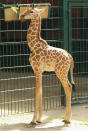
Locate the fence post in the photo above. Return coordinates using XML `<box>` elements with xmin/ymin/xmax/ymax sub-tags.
<box><xmin>0</xmin><ymin>20</ymin><xmax>1</xmax><ymax>42</ymax></box>
<box><xmin>61</xmin><ymin>0</ymin><xmax>69</xmax><ymax>106</ymax></box>
<box><xmin>0</xmin><ymin>4</ymin><xmax>2</xmax><ymax>42</ymax></box>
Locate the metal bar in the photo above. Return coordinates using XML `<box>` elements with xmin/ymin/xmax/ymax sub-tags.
<box><xmin>68</xmin><ymin>4</ymin><xmax>72</xmax><ymax>53</ymax></box>
<box><xmin>61</xmin><ymin>0</ymin><xmax>69</xmax><ymax>106</ymax></box>
<box><xmin>0</xmin><ymin>17</ymin><xmax>1</xmax><ymax>42</ymax></box>
<box><xmin>63</xmin><ymin>0</ymin><xmax>69</xmax><ymax>51</ymax></box>
<box><xmin>68</xmin><ymin>0</ymin><xmax>88</xmax><ymax>2</ymax></box>
<box><xmin>69</xmin><ymin>1</ymin><xmax>88</xmax><ymax>104</ymax></box>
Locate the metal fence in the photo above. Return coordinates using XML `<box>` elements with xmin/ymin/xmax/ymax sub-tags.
<box><xmin>0</xmin><ymin>0</ymin><xmax>88</xmax><ymax>117</ymax></box>
<box><xmin>64</xmin><ymin>0</ymin><xmax>88</xmax><ymax>104</ymax></box>
<box><xmin>0</xmin><ymin>0</ymin><xmax>63</xmax><ymax>116</ymax></box>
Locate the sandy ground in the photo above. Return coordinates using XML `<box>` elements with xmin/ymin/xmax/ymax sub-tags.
<box><xmin>0</xmin><ymin>104</ymin><xmax>88</xmax><ymax>131</ymax></box>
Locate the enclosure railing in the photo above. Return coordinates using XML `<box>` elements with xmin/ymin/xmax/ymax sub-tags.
<box><xmin>0</xmin><ymin>0</ymin><xmax>64</xmax><ymax>116</ymax></box>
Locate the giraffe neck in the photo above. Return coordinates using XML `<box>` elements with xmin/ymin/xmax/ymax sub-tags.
<box><xmin>27</xmin><ymin>16</ymin><xmax>41</xmax><ymax>51</ymax></box>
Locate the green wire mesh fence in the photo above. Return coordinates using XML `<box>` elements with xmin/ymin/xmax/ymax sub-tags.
<box><xmin>0</xmin><ymin>0</ymin><xmax>88</xmax><ymax>117</ymax></box>
<box><xmin>0</xmin><ymin>0</ymin><xmax>63</xmax><ymax>116</ymax></box>
<box><xmin>70</xmin><ymin>4</ymin><xmax>88</xmax><ymax>104</ymax></box>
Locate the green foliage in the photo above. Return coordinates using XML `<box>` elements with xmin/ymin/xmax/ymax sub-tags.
<box><xmin>11</xmin><ymin>7</ymin><xmax>18</xmax><ymax>13</ymax></box>
<box><xmin>85</xmin><ymin>106</ymin><xmax>88</xmax><ymax>109</ymax></box>
<box><xmin>0</xmin><ymin>123</ymin><xmax>8</xmax><ymax>127</ymax></box>
<box><xmin>48</xmin><ymin>117</ymin><xmax>55</xmax><ymax>122</ymax></box>
<box><xmin>60</xmin><ymin>116</ymin><xmax>65</xmax><ymax>119</ymax></box>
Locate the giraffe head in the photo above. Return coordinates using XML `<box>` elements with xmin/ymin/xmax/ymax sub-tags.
<box><xmin>20</xmin><ymin>4</ymin><xmax>44</xmax><ymax>21</ymax></box>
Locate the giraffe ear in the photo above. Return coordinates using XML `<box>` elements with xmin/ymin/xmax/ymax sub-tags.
<box><xmin>30</xmin><ymin>4</ymin><xmax>34</xmax><ymax>9</ymax></box>
<box><xmin>32</xmin><ymin>4</ymin><xmax>35</xmax><ymax>9</ymax></box>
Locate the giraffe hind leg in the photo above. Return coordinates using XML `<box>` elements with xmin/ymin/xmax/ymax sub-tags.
<box><xmin>60</xmin><ymin>77</ymin><xmax>72</xmax><ymax>123</ymax></box>
<box><xmin>55</xmin><ymin>69</ymin><xmax>72</xmax><ymax>123</ymax></box>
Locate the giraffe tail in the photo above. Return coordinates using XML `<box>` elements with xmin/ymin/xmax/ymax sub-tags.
<box><xmin>69</xmin><ymin>54</ymin><xmax>76</xmax><ymax>92</ymax></box>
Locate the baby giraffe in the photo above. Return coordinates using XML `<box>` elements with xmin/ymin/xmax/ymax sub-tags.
<box><xmin>20</xmin><ymin>5</ymin><xmax>75</xmax><ymax>124</ymax></box>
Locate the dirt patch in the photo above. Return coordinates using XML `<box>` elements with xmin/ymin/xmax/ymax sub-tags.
<box><xmin>0</xmin><ymin>104</ymin><xmax>88</xmax><ymax>131</ymax></box>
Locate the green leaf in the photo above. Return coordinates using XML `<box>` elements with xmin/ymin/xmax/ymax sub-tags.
<box><xmin>60</xmin><ymin>116</ymin><xmax>65</xmax><ymax>119</ymax></box>
<box><xmin>84</xmin><ymin>122</ymin><xmax>88</xmax><ymax>126</ymax></box>
<box><xmin>11</xmin><ymin>7</ymin><xmax>18</xmax><ymax>13</ymax></box>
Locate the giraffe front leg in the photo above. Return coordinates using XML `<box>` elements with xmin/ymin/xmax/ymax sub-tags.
<box><xmin>31</xmin><ymin>72</ymin><xmax>42</xmax><ymax>124</ymax></box>
<box><xmin>37</xmin><ymin>73</ymin><xmax>42</xmax><ymax>123</ymax></box>
<box><xmin>37</xmin><ymin>88</ymin><xmax>42</xmax><ymax>123</ymax></box>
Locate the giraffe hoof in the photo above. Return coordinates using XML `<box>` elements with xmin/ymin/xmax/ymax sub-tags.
<box><xmin>62</xmin><ymin>120</ymin><xmax>70</xmax><ymax>124</ymax></box>
<box><xmin>36</xmin><ymin>121</ymin><xmax>42</xmax><ymax>124</ymax></box>
<box><xmin>30</xmin><ymin>121</ymin><xmax>37</xmax><ymax>125</ymax></box>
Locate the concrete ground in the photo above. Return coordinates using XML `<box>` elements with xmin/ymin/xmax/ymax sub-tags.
<box><xmin>0</xmin><ymin>104</ymin><xmax>88</xmax><ymax>131</ymax></box>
